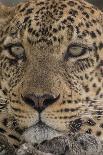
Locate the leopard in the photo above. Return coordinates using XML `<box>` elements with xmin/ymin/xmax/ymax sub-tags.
<box><xmin>0</xmin><ymin>0</ymin><xmax>103</xmax><ymax>150</ymax></box>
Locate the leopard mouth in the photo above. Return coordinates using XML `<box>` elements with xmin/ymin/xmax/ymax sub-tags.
<box><xmin>22</xmin><ymin>121</ymin><xmax>64</xmax><ymax>144</ymax></box>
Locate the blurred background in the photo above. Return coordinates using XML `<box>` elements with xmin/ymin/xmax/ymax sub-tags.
<box><xmin>87</xmin><ymin>0</ymin><xmax>103</xmax><ymax>10</ymax></box>
<box><xmin>0</xmin><ymin>0</ymin><xmax>103</xmax><ymax>10</ymax></box>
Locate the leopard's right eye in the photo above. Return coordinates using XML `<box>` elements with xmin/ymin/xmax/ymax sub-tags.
<box><xmin>4</xmin><ymin>43</ymin><xmax>26</xmax><ymax>60</ymax></box>
<box><xmin>64</xmin><ymin>43</ymin><xmax>91</xmax><ymax>61</ymax></box>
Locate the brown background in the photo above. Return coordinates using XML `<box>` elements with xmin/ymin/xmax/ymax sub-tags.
<box><xmin>87</xmin><ymin>0</ymin><xmax>103</xmax><ymax>10</ymax></box>
<box><xmin>0</xmin><ymin>0</ymin><xmax>103</xmax><ymax>11</ymax></box>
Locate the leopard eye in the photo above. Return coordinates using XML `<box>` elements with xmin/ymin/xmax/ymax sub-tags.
<box><xmin>4</xmin><ymin>43</ymin><xmax>26</xmax><ymax>60</ymax></box>
<box><xmin>64</xmin><ymin>44</ymin><xmax>88</xmax><ymax>61</ymax></box>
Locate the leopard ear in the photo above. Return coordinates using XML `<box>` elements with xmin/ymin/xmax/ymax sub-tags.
<box><xmin>0</xmin><ymin>3</ymin><xmax>14</xmax><ymax>24</ymax></box>
<box><xmin>0</xmin><ymin>3</ymin><xmax>15</xmax><ymax>36</ymax></box>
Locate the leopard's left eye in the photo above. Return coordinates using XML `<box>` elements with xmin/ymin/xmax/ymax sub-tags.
<box><xmin>4</xmin><ymin>43</ymin><xmax>26</xmax><ymax>60</ymax></box>
<box><xmin>11</xmin><ymin>45</ymin><xmax>25</xmax><ymax>59</ymax></box>
<box><xmin>64</xmin><ymin>44</ymin><xmax>88</xmax><ymax>61</ymax></box>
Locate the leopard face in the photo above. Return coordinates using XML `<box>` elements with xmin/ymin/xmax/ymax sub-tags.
<box><xmin>0</xmin><ymin>0</ymin><xmax>103</xmax><ymax>147</ymax></box>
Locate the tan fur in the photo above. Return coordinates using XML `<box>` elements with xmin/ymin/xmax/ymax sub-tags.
<box><xmin>0</xmin><ymin>0</ymin><xmax>103</xmax><ymax>148</ymax></box>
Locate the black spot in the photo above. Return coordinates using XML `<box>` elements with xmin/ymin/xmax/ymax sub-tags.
<box><xmin>96</xmin><ymin>29</ymin><xmax>101</xmax><ymax>35</ymax></box>
<box><xmin>96</xmin><ymin>131</ymin><xmax>101</xmax><ymax>136</ymax></box>
<box><xmin>28</xmin><ymin>27</ymin><xmax>33</xmax><ymax>33</ymax></box>
<box><xmin>36</xmin><ymin>2</ymin><xmax>44</xmax><ymax>5</ymax></box>
<box><xmin>98</xmin><ymin>78</ymin><xmax>102</xmax><ymax>82</ymax></box>
<box><xmin>98</xmin><ymin>42</ymin><xmax>103</xmax><ymax>50</ymax></box>
<box><xmin>96</xmin><ymin>110</ymin><xmax>102</xmax><ymax>116</ymax></box>
<box><xmin>86</xmin><ymin>119</ymin><xmax>96</xmax><ymax>126</ymax></box>
<box><xmin>23</xmin><ymin>16</ymin><xmax>30</xmax><ymax>23</ymax></box>
<box><xmin>59</xmin><ymin>116</ymin><xmax>69</xmax><ymax>119</ymax></box>
<box><xmin>0</xmin><ymin>128</ymin><xmax>5</xmax><ymax>133</ymax></box>
<box><xmin>58</xmin><ymin>25</ymin><xmax>62</xmax><ymax>31</ymax></box>
<box><xmin>9</xmin><ymin>134</ymin><xmax>20</xmax><ymax>142</ymax></box>
<box><xmin>78</xmin><ymin>22</ymin><xmax>84</xmax><ymax>27</ymax></box>
<box><xmin>62</xmin><ymin>19</ymin><xmax>68</xmax><ymax>24</ymax></box>
<box><xmin>67</xmin><ymin>1</ymin><xmax>75</xmax><ymax>6</ymax></box>
<box><xmin>67</xmin><ymin>16</ymin><xmax>74</xmax><ymax>23</ymax></box>
<box><xmin>74</xmin><ymin>100</ymin><xmax>79</xmax><ymax>104</ymax></box>
<box><xmin>27</xmin><ymin>37</ymin><xmax>33</xmax><ymax>44</ymax></box>
<box><xmin>64</xmin><ymin>146</ymin><xmax>69</xmax><ymax>154</ymax></box>
<box><xmin>2</xmin><ymin>118</ymin><xmax>8</xmax><ymax>126</ymax></box>
<box><xmin>100</xmin><ymin>123</ymin><xmax>103</xmax><ymax>128</ymax></box>
<box><xmin>85</xmin><ymin>74</ymin><xmax>89</xmax><ymax>79</ymax></box>
<box><xmin>53</xmin><ymin>28</ymin><xmax>58</xmax><ymax>33</ymax></box>
<box><xmin>78</xmin><ymin>6</ymin><xmax>84</xmax><ymax>11</ymax></box>
<box><xmin>79</xmin><ymin>140</ymin><xmax>87</xmax><ymax>150</ymax></box>
<box><xmin>93</xmin><ymin>42</ymin><xmax>98</xmax><ymax>51</ymax></box>
<box><xmin>61</xmin><ymin>108</ymin><xmax>76</xmax><ymax>112</ymax></box>
<box><xmin>87</xmin><ymin>21</ymin><xmax>93</xmax><ymax>27</ymax></box>
<box><xmin>26</xmin><ymin>8</ymin><xmax>33</xmax><ymax>14</ymax></box>
<box><xmin>100</xmin><ymin>94</ymin><xmax>103</xmax><ymax>98</ymax></box>
<box><xmin>69</xmin><ymin>9</ymin><xmax>78</xmax><ymax>17</ymax></box>
<box><xmin>85</xmin><ymin>22</ymin><xmax>90</xmax><ymax>28</ymax></box>
<box><xmin>61</xmin><ymin>4</ymin><xmax>67</xmax><ymax>8</ymax></box>
<box><xmin>80</xmin><ymin>76</ymin><xmax>83</xmax><ymax>80</ymax></box>
<box><xmin>32</xmin><ymin>30</ymin><xmax>36</xmax><ymax>35</ymax></box>
<box><xmin>53</xmin><ymin>36</ymin><xmax>57</xmax><ymax>41</ymax></box>
<box><xmin>96</xmin><ymin>88</ymin><xmax>101</xmax><ymax>95</ymax></box>
<box><xmin>15</xmin><ymin>127</ymin><xmax>23</xmax><ymax>134</ymax></box>
<box><xmin>92</xmin><ymin>83</ymin><xmax>96</xmax><ymax>88</ymax></box>
<box><xmin>13</xmin><ymin>145</ymin><xmax>18</xmax><ymax>148</ymax></box>
<box><xmin>85</xmin><ymin>97</ymin><xmax>90</xmax><ymax>101</ymax></box>
<box><xmin>90</xmin><ymin>31</ymin><xmax>96</xmax><ymax>38</ymax></box>
<box><xmin>92</xmin><ymin>19</ymin><xmax>96</xmax><ymax>24</ymax></box>
<box><xmin>69</xmin><ymin>118</ymin><xmax>82</xmax><ymax>132</ymax></box>
<box><xmin>35</xmin><ymin>32</ymin><xmax>39</xmax><ymax>37</ymax></box>
<box><xmin>20</xmin><ymin>6</ymin><xmax>27</xmax><ymax>12</ymax></box>
<box><xmin>17</xmin><ymin>4</ymin><xmax>21</xmax><ymax>10</ymax></box>
<box><xmin>2</xmin><ymin>89</ymin><xmax>7</xmax><ymax>95</ymax></box>
<box><xmin>75</xmin><ymin>26</ymin><xmax>80</xmax><ymax>34</ymax></box>
<box><xmin>12</xmin><ymin>107</ymin><xmax>23</xmax><ymax>112</ymax></box>
<box><xmin>91</xmin><ymin>9</ymin><xmax>95</xmax><ymax>14</ymax></box>
<box><xmin>83</xmin><ymin>85</ymin><xmax>89</xmax><ymax>92</ymax></box>
<box><xmin>12</xmin><ymin>93</ymin><xmax>16</xmax><ymax>97</ymax></box>
<box><xmin>82</xmin><ymin>12</ymin><xmax>89</xmax><ymax>19</ymax></box>
<box><xmin>86</xmin><ymin>128</ymin><xmax>92</xmax><ymax>134</ymax></box>
<box><xmin>67</xmin><ymin>100</ymin><xmax>72</xmax><ymax>103</ymax></box>
<box><xmin>63</xmin><ymin>101</ymin><xmax>66</xmax><ymax>104</ymax></box>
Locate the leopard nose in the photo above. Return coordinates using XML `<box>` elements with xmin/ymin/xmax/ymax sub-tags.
<box><xmin>22</xmin><ymin>94</ymin><xmax>60</xmax><ymax>113</ymax></box>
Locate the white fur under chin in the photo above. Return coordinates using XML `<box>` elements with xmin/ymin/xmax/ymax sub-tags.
<box><xmin>22</xmin><ymin>123</ymin><xmax>63</xmax><ymax>144</ymax></box>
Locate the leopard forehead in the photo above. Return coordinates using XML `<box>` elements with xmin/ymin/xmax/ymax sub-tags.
<box><xmin>7</xmin><ymin>0</ymin><xmax>103</xmax><ymax>47</ymax></box>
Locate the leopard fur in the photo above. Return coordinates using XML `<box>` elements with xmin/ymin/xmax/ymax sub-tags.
<box><xmin>0</xmin><ymin>0</ymin><xmax>103</xmax><ymax>149</ymax></box>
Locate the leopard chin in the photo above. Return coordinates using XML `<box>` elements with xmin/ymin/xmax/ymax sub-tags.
<box><xmin>22</xmin><ymin>122</ymin><xmax>64</xmax><ymax>144</ymax></box>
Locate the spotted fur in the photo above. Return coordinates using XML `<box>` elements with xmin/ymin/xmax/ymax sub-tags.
<box><xmin>0</xmin><ymin>0</ymin><xmax>103</xmax><ymax>148</ymax></box>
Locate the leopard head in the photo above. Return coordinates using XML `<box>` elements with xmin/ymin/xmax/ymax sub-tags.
<box><xmin>0</xmin><ymin>0</ymin><xmax>103</xmax><ymax>144</ymax></box>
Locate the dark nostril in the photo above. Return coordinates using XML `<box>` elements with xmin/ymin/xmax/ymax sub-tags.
<box><xmin>22</xmin><ymin>95</ymin><xmax>35</xmax><ymax>107</ymax></box>
<box><xmin>43</xmin><ymin>94</ymin><xmax>60</xmax><ymax>107</ymax></box>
